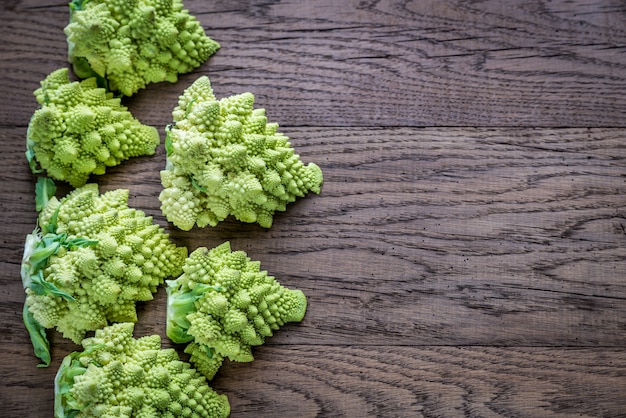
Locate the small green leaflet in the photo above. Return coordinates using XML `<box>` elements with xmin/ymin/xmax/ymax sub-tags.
<box><xmin>28</xmin><ymin>270</ymin><xmax>75</xmax><ymax>302</ymax></box>
<box><xmin>190</xmin><ymin>175</ymin><xmax>208</xmax><ymax>193</ymax></box>
<box><xmin>183</xmin><ymin>97</ymin><xmax>198</xmax><ymax>119</ymax></box>
<box><xmin>68</xmin><ymin>0</ymin><xmax>90</xmax><ymax>18</ymax></box>
<box><xmin>23</xmin><ymin>304</ymin><xmax>51</xmax><ymax>368</ymax></box>
<box><xmin>35</xmin><ymin>177</ymin><xmax>56</xmax><ymax>212</ymax></box>
<box><xmin>165</xmin><ymin>124</ymin><xmax>174</xmax><ymax>156</ymax></box>
<box><xmin>164</xmin><ymin>97</ymin><xmax>197</xmax><ymax>157</ymax></box>
<box><xmin>43</xmin><ymin>199</ymin><xmax>64</xmax><ymax>234</ymax></box>
<box><xmin>25</xmin><ymin>146</ymin><xmax>43</xmax><ymax>174</ymax></box>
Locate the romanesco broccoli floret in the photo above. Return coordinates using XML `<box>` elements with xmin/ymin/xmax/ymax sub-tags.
<box><xmin>159</xmin><ymin>76</ymin><xmax>323</xmax><ymax>230</ymax></box>
<box><xmin>54</xmin><ymin>322</ymin><xmax>230</xmax><ymax>418</ymax></box>
<box><xmin>26</xmin><ymin>68</ymin><xmax>159</xmax><ymax>187</ymax></box>
<box><xmin>22</xmin><ymin>179</ymin><xmax>187</xmax><ymax>367</ymax></box>
<box><xmin>166</xmin><ymin>242</ymin><xmax>307</xmax><ymax>379</ymax></box>
<box><xmin>64</xmin><ymin>0</ymin><xmax>220</xmax><ymax>96</ymax></box>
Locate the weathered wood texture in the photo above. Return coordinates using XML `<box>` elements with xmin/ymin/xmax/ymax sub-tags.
<box><xmin>2</xmin><ymin>0</ymin><xmax>626</xmax><ymax>128</ymax></box>
<box><xmin>1</xmin><ymin>0</ymin><xmax>625</xmax><ymax>417</ymax></box>
<box><xmin>4</xmin><ymin>344</ymin><xmax>626</xmax><ymax>417</ymax></box>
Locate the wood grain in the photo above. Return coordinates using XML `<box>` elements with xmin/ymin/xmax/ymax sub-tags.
<box><xmin>3</xmin><ymin>344</ymin><xmax>626</xmax><ymax>417</ymax></box>
<box><xmin>2</xmin><ymin>0</ymin><xmax>626</xmax><ymax>128</ymax></box>
<box><xmin>1</xmin><ymin>125</ymin><xmax>625</xmax><ymax>415</ymax></box>
<box><xmin>1</xmin><ymin>0</ymin><xmax>626</xmax><ymax>416</ymax></box>
<box><xmin>211</xmin><ymin>346</ymin><xmax>626</xmax><ymax>418</ymax></box>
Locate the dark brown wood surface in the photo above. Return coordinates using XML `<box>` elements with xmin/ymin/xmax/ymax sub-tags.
<box><xmin>1</xmin><ymin>1</ymin><xmax>625</xmax><ymax>417</ymax></box>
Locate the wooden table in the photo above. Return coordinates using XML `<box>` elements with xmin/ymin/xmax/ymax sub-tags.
<box><xmin>1</xmin><ymin>1</ymin><xmax>625</xmax><ymax>416</ymax></box>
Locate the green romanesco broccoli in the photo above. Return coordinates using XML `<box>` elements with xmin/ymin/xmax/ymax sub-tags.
<box><xmin>54</xmin><ymin>322</ymin><xmax>230</xmax><ymax>418</ymax></box>
<box><xmin>159</xmin><ymin>76</ymin><xmax>323</xmax><ymax>230</ymax></box>
<box><xmin>22</xmin><ymin>179</ymin><xmax>187</xmax><ymax>367</ymax></box>
<box><xmin>166</xmin><ymin>242</ymin><xmax>307</xmax><ymax>379</ymax></box>
<box><xmin>64</xmin><ymin>0</ymin><xmax>220</xmax><ymax>96</ymax></box>
<box><xmin>26</xmin><ymin>68</ymin><xmax>159</xmax><ymax>187</ymax></box>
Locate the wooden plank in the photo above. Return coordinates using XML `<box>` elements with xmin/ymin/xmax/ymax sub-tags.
<box><xmin>3</xmin><ymin>1</ymin><xmax>626</xmax><ymax>417</ymax></box>
<box><xmin>1</xmin><ymin>127</ymin><xmax>624</xmax><ymax>351</ymax></box>
<box><xmin>2</xmin><ymin>0</ymin><xmax>626</xmax><ymax>127</ymax></box>
<box><xmin>2</xmin><ymin>344</ymin><xmax>625</xmax><ymax>417</ymax></box>
<box><xmin>213</xmin><ymin>346</ymin><xmax>626</xmax><ymax>417</ymax></box>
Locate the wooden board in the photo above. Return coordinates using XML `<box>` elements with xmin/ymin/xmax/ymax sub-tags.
<box><xmin>2</xmin><ymin>0</ymin><xmax>626</xmax><ymax>127</ymax></box>
<box><xmin>1</xmin><ymin>0</ymin><xmax>625</xmax><ymax>417</ymax></box>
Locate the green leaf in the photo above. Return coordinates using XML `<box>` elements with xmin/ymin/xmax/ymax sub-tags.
<box><xmin>23</xmin><ymin>303</ymin><xmax>51</xmax><ymax>367</ymax></box>
<box><xmin>166</xmin><ymin>323</ymin><xmax>195</xmax><ymax>344</ymax></box>
<box><xmin>66</xmin><ymin>237</ymin><xmax>99</xmax><ymax>249</ymax></box>
<box><xmin>54</xmin><ymin>351</ymin><xmax>87</xmax><ymax>418</ymax></box>
<box><xmin>29</xmin><ymin>271</ymin><xmax>76</xmax><ymax>301</ymax></box>
<box><xmin>183</xmin><ymin>97</ymin><xmax>198</xmax><ymax>119</ymax></box>
<box><xmin>43</xmin><ymin>200</ymin><xmax>64</xmax><ymax>235</ymax></box>
<box><xmin>22</xmin><ymin>214</ymin><xmax>94</xmax><ymax>304</ymax></box>
<box><xmin>69</xmin><ymin>0</ymin><xmax>91</xmax><ymax>18</ymax></box>
<box><xmin>165</xmin><ymin>124</ymin><xmax>174</xmax><ymax>157</ymax></box>
<box><xmin>166</xmin><ymin>282</ymin><xmax>196</xmax><ymax>343</ymax></box>
<box><xmin>25</xmin><ymin>147</ymin><xmax>43</xmax><ymax>174</ymax></box>
<box><xmin>42</xmin><ymin>233</ymin><xmax>66</xmax><ymax>247</ymax></box>
<box><xmin>190</xmin><ymin>175</ymin><xmax>208</xmax><ymax>193</ymax></box>
<box><xmin>203</xmin><ymin>344</ymin><xmax>217</xmax><ymax>360</ymax></box>
<box><xmin>27</xmin><ymin>241</ymin><xmax>61</xmax><ymax>273</ymax></box>
<box><xmin>69</xmin><ymin>55</ymin><xmax>108</xmax><ymax>90</ymax></box>
<box><xmin>54</xmin><ymin>343</ymin><xmax>106</xmax><ymax>418</ymax></box>
<box><xmin>35</xmin><ymin>177</ymin><xmax>56</xmax><ymax>212</ymax></box>
<box><xmin>165</xmin><ymin>282</ymin><xmax>223</xmax><ymax>343</ymax></box>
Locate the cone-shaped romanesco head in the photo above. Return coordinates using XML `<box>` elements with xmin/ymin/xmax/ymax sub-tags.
<box><xmin>159</xmin><ymin>76</ymin><xmax>323</xmax><ymax>230</ymax></box>
<box><xmin>22</xmin><ymin>182</ymin><xmax>187</xmax><ymax>366</ymax></box>
<box><xmin>54</xmin><ymin>322</ymin><xmax>230</xmax><ymax>417</ymax></box>
<box><xmin>64</xmin><ymin>0</ymin><xmax>220</xmax><ymax>96</ymax></box>
<box><xmin>166</xmin><ymin>242</ymin><xmax>307</xmax><ymax>379</ymax></box>
<box><xmin>26</xmin><ymin>68</ymin><xmax>159</xmax><ymax>187</ymax></box>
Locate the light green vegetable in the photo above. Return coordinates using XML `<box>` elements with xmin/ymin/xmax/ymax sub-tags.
<box><xmin>26</xmin><ymin>68</ymin><xmax>160</xmax><ymax>187</ymax></box>
<box><xmin>64</xmin><ymin>0</ymin><xmax>220</xmax><ymax>96</ymax></box>
<box><xmin>54</xmin><ymin>322</ymin><xmax>230</xmax><ymax>418</ymax></box>
<box><xmin>166</xmin><ymin>242</ymin><xmax>307</xmax><ymax>379</ymax></box>
<box><xmin>159</xmin><ymin>76</ymin><xmax>323</xmax><ymax>230</ymax></box>
<box><xmin>22</xmin><ymin>179</ymin><xmax>187</xmax><ymax>366</ymax></box>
